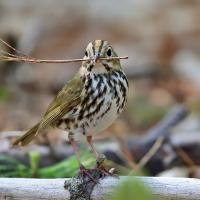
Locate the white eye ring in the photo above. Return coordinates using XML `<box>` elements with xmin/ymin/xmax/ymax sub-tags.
<box><xmin>107</xmin><ymin>48</ymin><xmax>112</xmax><ymax>57</ymax></box>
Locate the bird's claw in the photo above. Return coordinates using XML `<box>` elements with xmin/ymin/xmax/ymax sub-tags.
<box><xmin>95</xmin><ymin>154</ymin><xmax>117</xmax><ymax>178</ymax></box>
<box><xmin>78</xmin><ymin>165</ymin><xmax>98</xmax><ymax>184</ymax></box>
<box><xmin>96</xmin><ymin>153</ymin><xmax>106</xmax><ymax>167</ymax></box>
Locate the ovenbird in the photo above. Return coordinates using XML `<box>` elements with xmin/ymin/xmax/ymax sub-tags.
<box><xmin>13</xmin><ymin>40</ymin><xmax>129</xmax><ymax>168</ymax></box>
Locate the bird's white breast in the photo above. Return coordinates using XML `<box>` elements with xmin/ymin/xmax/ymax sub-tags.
<box><xmin>79</xmin><ymin>71</ymin><xmax>128</xmax><ymax>135</ymax></box>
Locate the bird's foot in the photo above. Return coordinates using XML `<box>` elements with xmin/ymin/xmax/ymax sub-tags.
<box><xmin>95</xmin><ymin>163</ymin><xmax>117</xmax><ymax>178</ymax></box>
<box><xmin>95</xmin><ymin>154</ymin><xmax>117</xmax><ymax>178</ymax></box>
<box><xmin>64</xmin><ymin>166</ymin><xmax>103</xmax><ymax>200</ymax></box>
<box><xmin>78</xmin><ymin>165</ymin><xmax>98</xmax><ymax>184</ymax></box>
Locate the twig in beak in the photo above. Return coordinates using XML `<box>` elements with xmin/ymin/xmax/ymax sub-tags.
<box><xmin>0</xmin><ymin>38</ymin><xmax>32</xmax><ymax>58</ymax></box>
<box><xmin>0</xmin><ymin>38</ymin><xmax>128</xmax><ymax>64</ymax></box>
<box><xmin>0</xmin><ymin>56</ymin><xmax>128</xmax><ymax>64</ymax></box>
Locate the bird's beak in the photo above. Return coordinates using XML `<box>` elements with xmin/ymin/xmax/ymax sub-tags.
<box><xmin>94</xmin><ymin>53</ymin><xmax>100</xmax><ymax>63</ymax></box>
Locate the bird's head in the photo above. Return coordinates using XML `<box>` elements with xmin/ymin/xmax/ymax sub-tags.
<box><xmin>80</xmin><ymin>40</ymin><xmax>121</xmax><ymax>75</ymax></box>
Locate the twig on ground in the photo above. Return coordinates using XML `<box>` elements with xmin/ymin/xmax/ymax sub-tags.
<box><xmin>138</xmin><ymin>136</ymin><xmax>164</xmax><ymax>168</ymax></box>
<box><xmin>127</xmin><ymin>104</ymin><xmax>189</xmax><ymax>157</ymax></box>
<box><xmin>174</xmin><ymin>146</ymin><xmax>198</xmax><ymax>177</ymax></box>
<box><xmin>121</xmin><ymin>144</ymin><xmax>143</xmax><ymax>175</ymax></box>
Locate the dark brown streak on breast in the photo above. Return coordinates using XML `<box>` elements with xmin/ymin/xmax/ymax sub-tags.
<box><xmin>84</xmin><ymin>84</ymin><xmax>107</xmax><ymax>119</ymax></box>
<box><xmin>119</xmin><ymin>70</ymin><xmax>129</xmax><ymax>88</ymax></box>
<box><xmin>117</xmin><ymin>71</ymin><xmax>128</xmax><ymax>113</ymax></box>
<box><xmin>110</xmin><ymin>73</ymin><xmax>120</xmax><ymax>106</ymax></box>
<box><xmin>97</xmin><ymin>102</ymin><xmax>112</xmax><ymax>120</ymax></box>
<box><xmin>102</xmin><ymin>63</ymin><xmax>111</xmax><ymax>72</ymax></box>
<box><xmin>85</xmin><ymin>99</ymin><xmax>105</xmax><ymax>119</ymax></box>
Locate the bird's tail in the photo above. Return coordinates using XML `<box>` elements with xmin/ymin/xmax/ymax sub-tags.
<box><xmin>12</xmin><ymin>123</ymin><xmax>40</xmax><ymax>146</ymax></box>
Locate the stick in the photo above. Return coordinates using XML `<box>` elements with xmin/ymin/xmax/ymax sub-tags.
<box><xmin>0</xmin><ymin>38</ymin><xmax>128</xmax><ymax>64</ymax></box>
<box><xmin>144</xmin><ymin>104</ymin><xmax>188</xmax><ymax>144</ymax></box>
<box><xmin>0</xmin><ymin>56</ymin><xmax>128</xmax><ymax>64</ymax></box>
<box><xmin>127</xmin><ymin>104</ymin><xmax>188</xmax><ymax>155</ymax></box>
<box><xmin>0</xmin><ymin>177</ymin><xmax>200</xmax><ymax>200</ymax></box>
<box><xmin>138</xmin><ymin>136</ymin><xmax>164</xmax><ymax>168</ymax></box>
<box><xmin>0</xmin><ymin>38</ymin><xmax>30</xmax><ymax>58</ymax></box>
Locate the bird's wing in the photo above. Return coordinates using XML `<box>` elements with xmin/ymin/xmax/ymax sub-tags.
<box><xmin>37</xmin><ymin>73</ymin><xmax>84</xmax><ymax>132</ymax></box>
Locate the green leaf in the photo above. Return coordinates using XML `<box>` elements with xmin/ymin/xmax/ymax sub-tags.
<box><xmin>29</xmin><ymin>151</ymin><xmax>40</xmax><ymax>177</ymax></box>
<box><xmin>0</xmin><ymin>155</ymin><xmax>30</xmax><ymax>177</ymax></box>
<box><xmin>38</xmin><ymin>151</ymin><xmax>95</xmax><ymax>178</ymax></box>
<box><xmin>108</xmin><ymin>178</ymin><xmax>153</xmax><ymax>200</ymax></box>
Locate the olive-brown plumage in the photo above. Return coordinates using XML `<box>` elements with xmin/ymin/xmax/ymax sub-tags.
<box><xmin>13</xmin><ymin>73</ymin><xmax>84</xmax><ymax>146</ymax></box>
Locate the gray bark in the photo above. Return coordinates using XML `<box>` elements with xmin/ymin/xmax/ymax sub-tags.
<box><xmin>0</xmin><ymin>177</ymin><xmax>200</xmax><ymax>200</ymax></box>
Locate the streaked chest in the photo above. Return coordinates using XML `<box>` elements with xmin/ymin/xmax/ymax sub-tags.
<box><xmin>58</xmin><ymin>70</ymin><xmax>129</xmax><ymax>135</ymax></box>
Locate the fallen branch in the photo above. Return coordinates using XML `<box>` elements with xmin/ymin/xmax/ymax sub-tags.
<box><xmin>127</xmin><ymin>104</ymin><xmax>188</xmax><ymax>159</ymax></box>
<box><xmin>137</xmin><ymin>104</ymin><xmax>188</xmax><ymax>146</ymax></box>
<box><xmin>0</xmin><ymin>177</ymin><xmax>200</xmax><ymax>200</ymax></box>
<box><xmin>137</xmin><ymin>136</ymin><xmax>164</xmax><ymax>168</ymax></box>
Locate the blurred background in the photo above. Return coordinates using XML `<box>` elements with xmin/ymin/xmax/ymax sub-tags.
<box><xmin>0</xmin><ymin>0</ymin><xmax>200</xmax><ymax>179</ymax></box>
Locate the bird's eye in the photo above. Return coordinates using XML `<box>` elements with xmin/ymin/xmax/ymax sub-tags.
<box><xmin>85</xmin><ymin>51</ymin><xmax>88</xmax><ymax>57</ymax></box>
<box><xmin>107</xmin><ymin>48</ymin><xmax>112</xmax><ymax>57</ymax></box>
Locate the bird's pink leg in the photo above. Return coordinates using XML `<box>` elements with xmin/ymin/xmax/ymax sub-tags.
<box><xmin>86</xmin><ymin>136</ymin><xmax>112</xmax><ymax>176</ymax></box>
<box><xmin>86</xmin><ymin>136</ymin><xmax>99</xmax><ymax>159</ymax></box>
<box><xmin>68</xmin><ymin>133</ymin><xmax>97</xmax><ymax>182</ymax></box>
<box><xmin>69</xmin><ymin>138</ymin><xmax>82</xmax><ymax>166</ymax></box>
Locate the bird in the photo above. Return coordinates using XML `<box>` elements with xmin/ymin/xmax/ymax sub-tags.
<box><xmin>13</xmin><ymin>39</ymin><xmax>129</xmax><ymax>173</ymax></box>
